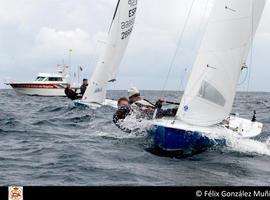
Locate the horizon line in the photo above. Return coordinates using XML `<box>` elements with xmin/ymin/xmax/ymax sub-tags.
<box><xmin>1</xmin><ymin>88</ymin><xmax>270</xmax><ymax>93</ymax></box>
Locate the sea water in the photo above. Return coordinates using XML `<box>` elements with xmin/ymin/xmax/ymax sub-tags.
<box><xmin>0</xmin><ymin>89</ymin><xmax>269</xmax><ymax>186</ymax></box>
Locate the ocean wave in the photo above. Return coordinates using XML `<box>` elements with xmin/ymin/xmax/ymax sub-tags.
<box><xmin>1</xmin><ymin>90</ymin><xmax>270</xmax><ymax>185</ymax></box>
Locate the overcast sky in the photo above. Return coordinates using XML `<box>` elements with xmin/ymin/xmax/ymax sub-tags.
<box><xmin>0</xmin><ymin>0</ymin><xmax>269</xmax><ymax>91</ymax></box>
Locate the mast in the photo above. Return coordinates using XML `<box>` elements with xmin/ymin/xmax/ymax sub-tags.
<box><xmin>109</xmin><ymin>0</ymin><xmax>121</xmax><ymax>32</ymax></box>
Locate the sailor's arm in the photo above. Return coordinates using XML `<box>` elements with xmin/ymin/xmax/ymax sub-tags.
<box><xmin>113</xmin><ymin>108</ymin><xmax>132</xmax><ymax>133</ymax></box>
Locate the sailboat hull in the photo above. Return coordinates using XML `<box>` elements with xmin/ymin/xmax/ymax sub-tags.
<box><xmin>7</xmin><ymin>83</ymin><xmax>67</xmax><ymax>97</ymax></box>
<box><xmin>73</xmin><ymin>99</ymin><xmax>117</xmax><ymax>109</ymax></box>
<box><xmin>148</xmin><ymin>116</ymin><xmax>263</xmax><ymax>153</ymax></box>
<box><xmin>148</xmin><ymin>124</ymin><xmax>224</xmax><ymax>152</ymax></box>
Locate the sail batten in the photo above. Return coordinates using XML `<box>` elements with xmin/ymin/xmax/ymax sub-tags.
<box><xmin>82</xmin><ymin>0</ymin><xmax>138</xmax><ymax>103</ymax></box>
<box><xmin>177</xmin><ymin>0</ymin><xmax>266</xmax><ymax>126</ymax></box>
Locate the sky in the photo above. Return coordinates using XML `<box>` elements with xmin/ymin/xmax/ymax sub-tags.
<box><xmin>0</xmin><ymin>0</ymin><xmax>269</xmax><ymax>91</ymax></box>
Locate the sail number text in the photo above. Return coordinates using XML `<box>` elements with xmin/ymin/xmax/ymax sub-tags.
<box><xmin>121</xmin><ymin>18</ymin><xmax>135</xmax><ymax>29</ymax></box>
<box><xmin>120</xmin><ymin>1</ymin><xmax>137</xmax><ymax>40</ymax></box>
<box><xmin>129</xmin><ymin>8</ymin><xmax>137</xmax><ymax>17</ymax></box>
<box><xmin>121</xmin><ymin>27</ymin><xmax>133</xmax><ymax>40</ymax></box>
<box><xmin>128</xmin><ymin>0</ymin><xmax>137</xmax><ymax>7</ymax></box>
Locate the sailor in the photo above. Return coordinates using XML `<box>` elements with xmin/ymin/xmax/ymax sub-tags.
<box><xmin>112</xmin><ymin>88</ymin><xmax>179</xmax><ymax>132</ymax></box>
<box><xmin>154</xmin><ymin>99</ymin><xmax>178</xmax><ymax>119</ymax></box>
<box><xmin>80</xmin><ymin>78</ymin><xmax>88</xmax><ymax>96</ymax></box>
<box><xmin>127</xmin><ymin>87</ymin><xmax>178</xmax><ymax>119</ymax></box>
<box><xmin>128</xmin><ymin>87</ymin><xmax>153</xmax><ymax>106</ymax></box>
<box><xmin>113</xmin><ymin>97</ymin><xmax>132</xmax><ymax>133</ymax></box>
<box><xmin>127</xmin><ymin>87</ymin><xmax>156</xmax><ymax>119</ymax></box>
<box><xmin>252</xmin><ymin>110</ymin><xmax>257</xmax><ymax>122</ymax></box>
<box><xmin>65</xmin><ymin>84</ymin><xmax>80</xmax><ymax>100</ymax></box>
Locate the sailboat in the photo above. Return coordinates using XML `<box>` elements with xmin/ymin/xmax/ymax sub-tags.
<box><xmin>74</xmin><ymin>0</ymin><xmax>138</xmax><ymax>109</ymax></box>
<box><xmin>148</xmin><ymin>0</ymin><xmax>266</xmax><ymax>152</ymax></box>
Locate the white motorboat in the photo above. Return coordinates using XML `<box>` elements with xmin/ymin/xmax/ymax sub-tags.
<box><xmin>5</xmin><ymin>65</ymin><xmax>78</xmax><ymax>97</ymax></box>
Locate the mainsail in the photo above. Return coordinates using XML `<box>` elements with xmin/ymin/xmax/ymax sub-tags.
<box><xmin>82</xmin><ymin>0</ymin><xmax>138</xmax><ymax>103</ymax></box>
<box><xmin>177</xmin><ymin>0</ymin><xmax>266</xmax><ymax>126</ymax></box>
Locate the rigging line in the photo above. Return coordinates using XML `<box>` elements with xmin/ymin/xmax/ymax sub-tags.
<box><xmin>171</xmin><ymin>67</ymin><xmax>188</xmax><ymax>123</ymax></box>
<box><xmin>177</xmin><ymin>0</ymin><xmax>211</xmax><ymax>94</ymax></box>
<box><xmin>247</xmin><ymin>0</ymin><xmax>255</xmax><ymax>92</ymax></box>
<box><xmin>179</xmin><ymin>68</ymin><xmax>188</xmax><ymax>92</ymax></box>
<box><xmin>178</xmin><ymin>0</ymin><xmax>212</xmax><ymax>113</ymax></box>
<box><xmin>191</xmin><ymin>0</ymin><xmax>211</xmax><ymax>54</ymax></box>
<box><xmin>238</xmin><ymin>66</ymin><xmax>249</xmax><ymax>86</ymax></box>
<box><xmin>161</xmin><ymin>0</ymin><xmax>196</xmax><ymax>95</ymax></box>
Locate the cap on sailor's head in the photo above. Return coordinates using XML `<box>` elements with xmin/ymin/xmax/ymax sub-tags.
<box><xmin>128</xmin><ymin>87</ymin><xmax>140</xmax><ymax>98</ymax></box>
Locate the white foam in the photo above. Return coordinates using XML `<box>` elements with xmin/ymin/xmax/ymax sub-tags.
<box><xmin>95</xmin><ymin>130</ymin><xmax>144</xmax><ymax>139</ymax></box>
<box><xmin>119</xmin><ymin>111</ymin><xmax>152</xmax><ymax>134</ymax></box>
<box><xmin>95</xmin><ymin>111</ymin><xmax>150</xmax><ymax>139</ymax></box>
<box><xmin>225</xmin><ymin>137</ymin><xmax>270</xmax><ymax>156</ymax></box>
<box><xmin>202</xmin><ymin>127</ymin><xmax>270</xmax><ymax>156</ymax></box>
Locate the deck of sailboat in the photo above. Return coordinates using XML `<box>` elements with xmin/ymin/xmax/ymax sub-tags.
<box><xmin>74</xmin><ymin>99</ymin><xmax>117</xmax><ymax>109</ymax></box>
<box><xmin>152</xmin><ymin>114</ymin><xmax>263</xmax><ymax>137</ymax></box>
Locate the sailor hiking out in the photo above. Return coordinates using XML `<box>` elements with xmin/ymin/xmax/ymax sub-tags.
<box><xmin>113</xmin><ymin>87</ymin><xmax>178</xmax><ymax>132</ymax></box>
<box><xmin>65</xmin><ymin>84</ymin><xmax>80</xmax><ymax>100</ymax></box>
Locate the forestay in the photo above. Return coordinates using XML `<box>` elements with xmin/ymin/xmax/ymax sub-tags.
<box><xmin>82</xmin><ymin>0</ymin><xmax>138</xmax><ymax>103</ymax></box>
<box><xmin>177</xmin><ymin>0</ymin><xmax>266</xmax><ymax>126</ymax></box>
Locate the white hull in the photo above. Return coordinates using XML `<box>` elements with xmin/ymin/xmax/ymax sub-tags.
<box><xmin>12</xmin><ymin>87</ymin><xmax>66</xmax><ymax>97</ymax></box>
<box><xmin>74</xmin><ymin>99</ymin><xmax>117</xmax><ymax>109</ymax></box>
<box><xmin>5</xmin><ymin>66</ymin><xmax>74</xmax><ymax>97</ymax></box>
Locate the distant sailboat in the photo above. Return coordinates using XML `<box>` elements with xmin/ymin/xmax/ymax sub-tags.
<box><xmin>74</xmin><ymin>0</ymin><xmax>138</xmax><ymax>108</ymax></box>
<box><xmin>148</xmin><ymin>0</ymin><xmax>266</xmax><ymax>152</ymax></box>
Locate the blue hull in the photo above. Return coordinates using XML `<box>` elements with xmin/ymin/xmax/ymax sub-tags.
<box><xmin>148</xmin><ymin>125</ymin><xmax>225</xmax><ymax>153</ymax></box>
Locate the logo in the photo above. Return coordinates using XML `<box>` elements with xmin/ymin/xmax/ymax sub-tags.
<box><xmin>94</xmin><ymin>87</ymin><xmax>103</xmax><ymax>93</ymax></box>
<box><xmin>9</xmin><ymin>186</ymin><xmax>23</xmax><ymax>200</ymax></box>
<box><xmin>184</xmin><ymin>105</ymin><xmax>189</xmax><ymax>112</ymax></box>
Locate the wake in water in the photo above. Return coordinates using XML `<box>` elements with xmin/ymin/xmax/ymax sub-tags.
<box><xmin>224</xmin><ymin>137</ymin><xmax>270</xmax><ymax>156</ymax></box>
<box><xmin>202</xmin><ymin>127</ymin><xmax>270</xmax><ymax>156</ymax></box>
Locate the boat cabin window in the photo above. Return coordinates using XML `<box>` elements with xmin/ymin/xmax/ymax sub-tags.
<box><xmin>35</xmin><ymin>77</ymin><xmax>46</xmax><ymax>81</ymax></box>
<box><xmin>48</xmin><ymin>77</ymin><xmax>63</xmax><ymax>82</ymax></box>
<box><xmin>198</xmin><ymin>81</ymin><xmax>226</xmax><ymax>107</ymax></box>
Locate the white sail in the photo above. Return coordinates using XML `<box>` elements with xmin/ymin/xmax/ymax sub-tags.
<box><xmin>82</xmin><ymin>0</ymin><xmax>138</xmax><ymax>103</ymax></box>
<box><xmin>177</xmin><ymin>0</ymin><xmax>266</xmax><ymax>126</ymax></box>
